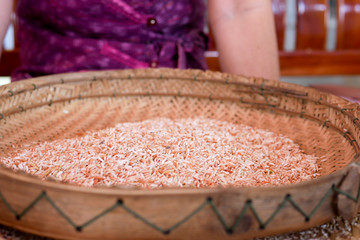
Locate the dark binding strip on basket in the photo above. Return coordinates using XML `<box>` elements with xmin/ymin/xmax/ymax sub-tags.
<box><xmin>260</xmin><ymin>81</ymin><xmax>265</xmax><ymax>95</ymax></box>
<box><xmin>0</xmin><ymin>181</ymin><xmax>358</xmax><ymax>234</ymax></box>
<box><xmin>225</xmin><ymin>75</ymin><xmax>230</xmax><ymax>84</ymax></box>
<box><xmin>61</xmin><ymin>78</ymin><xmax>65</xmax><ymax>84</ymax></box>
<box><xmin>332</xmin><ymin>184</ymin><xmax>360</xmax><ymax>202</ymax></box>
<box><xmin>32</xmin><ymin>84</ymin><xmax>37</xmax><ymax>90</ymax></box>
<box><xmin>8</xmin><ymin>90</ymin><xmax>14</xmax><ymax>96</ymax></box>
<box><xmin>323</xmin><ymin>120</ymin><xmax>330</xmax><ymax>127</ymax></box>
<box><xmin>0</xmin><ymin>113</ymin><xmax>4</xmax><ymax>120</ymax></box>
<box><xmin>18</xmin><ymin>106</ymin><xmax>25</xmax><ymax>112</ymax></box>
<box><xmin>259</xmin><ymin>80</ymin><xmax>276</xmax><ymax>111</ymax></box>
<box><xmin>342</xmin><ymin>131</ymin><xmax>359</xmax><ymax>151</ymax></box>
<box><xmin>163</xmin><ymin>230</ymin><xmax>171</xmax><ymax>235</ymax></box>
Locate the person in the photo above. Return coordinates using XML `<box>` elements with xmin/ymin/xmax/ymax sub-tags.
<box><xmin>0</xmin><ymin>0</ymin><xmax>279</xmax><ymax>81</ymax></box>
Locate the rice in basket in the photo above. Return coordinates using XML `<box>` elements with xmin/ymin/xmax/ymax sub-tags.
<box><xmin>0</xmin><ymin>118</ymin><xmax>320</xmax><ymax>188</ymax></box>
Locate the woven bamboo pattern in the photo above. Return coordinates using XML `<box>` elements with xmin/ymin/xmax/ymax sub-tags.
<box><xmin>0</xmin><ymin>68</ymin><xmax>359</xmax><ymax>239</ymax></box>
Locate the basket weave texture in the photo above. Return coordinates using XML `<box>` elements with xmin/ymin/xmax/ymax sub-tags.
<box><xmin>0</xmin><ymin>68</ymin><xmax>359</xmax><ymax>239</ymax></box>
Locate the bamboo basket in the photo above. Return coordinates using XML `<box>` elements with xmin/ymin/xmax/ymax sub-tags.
<box><xmin>0</xmin><ymin>68</ymin><xmax>359</xmax><ymax>240</ymax></box>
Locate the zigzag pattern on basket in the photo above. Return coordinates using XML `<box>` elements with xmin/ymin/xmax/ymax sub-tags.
<box><xmin>0</xmin><ymin>181</ymin><xmax>359</xmax><ymax>235</ymax></box>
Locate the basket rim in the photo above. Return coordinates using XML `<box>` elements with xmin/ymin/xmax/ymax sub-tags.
<box><xmin>0</xmin><ymin>68</ymin><xmax>351</xmax><ymax>104</ymax></box>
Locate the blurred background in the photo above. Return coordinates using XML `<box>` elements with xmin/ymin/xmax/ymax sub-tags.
<box><xmin>1</xmin><ymin>0</ymin><xmax>360</xmax><ymax>96</ymax></box>
<box><xmin>277</xmin><ymin>0</ymin><xmax>360</xmax><ymax>88</ymax></box>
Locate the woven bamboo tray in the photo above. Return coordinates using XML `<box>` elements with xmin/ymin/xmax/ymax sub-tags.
<box><xmin>0</xmin><ymin>68</ymin><xmax>359</xmax><ymax>239</ymax></box>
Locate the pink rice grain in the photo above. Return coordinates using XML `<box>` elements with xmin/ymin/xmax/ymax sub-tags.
<box><xmin>0</xmin><ymin>118</ymin><xmax>320</xmax><ymax>189</ymax></box>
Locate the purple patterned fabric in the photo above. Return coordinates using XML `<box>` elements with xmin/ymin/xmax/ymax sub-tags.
<box><xmin>12</xmin><ymin>0</ymin><xmax>208</xmax><ymax>81</ymax></box>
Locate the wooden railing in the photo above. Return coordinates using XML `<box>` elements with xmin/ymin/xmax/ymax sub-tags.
<box><xmin>207</xmin><ymin>0</ymin><xmax>360</xmax><ymax>76</ymax></box>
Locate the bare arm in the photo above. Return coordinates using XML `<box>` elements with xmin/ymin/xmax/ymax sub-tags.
<box><xmin>0</xmin><ymin>0</ymin><xmax>14</xmax><ymax>58</ymax></box>
<box><xmin>208</xmin><ymin>0</ymin><xmax>280</xmax><ymax>80</ymax></box>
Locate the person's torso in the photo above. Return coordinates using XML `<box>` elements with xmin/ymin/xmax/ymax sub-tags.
<box><xmin>13</xmin><ymin>0</ymin><xmax>207</xmax><ymax>80</ymax></box>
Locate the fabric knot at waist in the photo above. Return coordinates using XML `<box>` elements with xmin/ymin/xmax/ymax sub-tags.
<box><xmin>100</xmin><ymin>29</ymin><xmax>207</xmax><ymax>69</ymax></box>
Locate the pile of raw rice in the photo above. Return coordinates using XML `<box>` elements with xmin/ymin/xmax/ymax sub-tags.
<box><xmin>0</xmin><ymin>118</ymin><xmax>320</xmax><ymax>188</ymax></box>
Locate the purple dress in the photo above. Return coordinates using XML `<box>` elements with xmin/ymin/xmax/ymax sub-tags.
<box><xmin>12</xmin><ymin>0</ymin><xmax>208</xmax><ymax>81</ymax></box>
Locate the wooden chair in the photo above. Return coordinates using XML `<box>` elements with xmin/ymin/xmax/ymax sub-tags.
<box><xmin>2</xmin><ymin>0</ymin><xmax>360</xmax><ymax>77</ymax></box>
